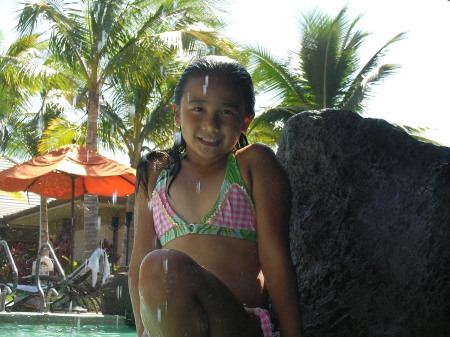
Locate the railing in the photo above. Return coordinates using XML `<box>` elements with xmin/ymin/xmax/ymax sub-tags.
<box><xmin>35</xmin><ymin>243</ymin><xmax>67</xmax><ymax>312</ymax></box>
<box><xmin>0</xmin><ymin>240</ymin><xmax>18</xmax><ymax>312</ymax></box>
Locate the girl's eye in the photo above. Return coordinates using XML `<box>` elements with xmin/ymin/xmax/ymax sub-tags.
<box><xmin>193</xmin><ymin>107</ymin><xmax>203</xmax><ymax>112</ymax></box>
<box><xmin>222</xmin><ymin>109</ymin><xmax>234</xmax><ymax>115</ymax></box>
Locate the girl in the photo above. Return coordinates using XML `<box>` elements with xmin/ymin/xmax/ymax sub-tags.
<box><xmin>129</xmin><ymin>55</ymin><xmax>302</xmax><ymax>337</ymax></box>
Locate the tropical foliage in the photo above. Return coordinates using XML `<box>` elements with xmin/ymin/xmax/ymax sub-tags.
<box><xmin>0</xmin><ymin>32</ymin><xmax>77</xmax><ymax>248</ymax></box>
<box><xmin>248</xmin><ymin>6</ymin><xmax>406</xmax><ymax>145</ymax></box>
<box><xmin>0</xmin><ymin>33</ymin><xmax>72</xmax><ymax>152</ymax></box>
<box><xmin>15</xmin><ymin>0</ymin><xmax>231</xmax><ymax>151</ymax></box>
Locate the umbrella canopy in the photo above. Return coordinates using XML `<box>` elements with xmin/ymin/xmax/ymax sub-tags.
<box><xmin>0</xmin><ymin>144</ymin><xmax>135</xmax><ymax>198</ymax></box>
<box><xmin>0</xmin><ymin>144</ymin><xmax>136</xmax><ymax>271</ymax></box>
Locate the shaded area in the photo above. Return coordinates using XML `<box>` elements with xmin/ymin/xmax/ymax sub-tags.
<box><xmin>278</xmin><ymin>109</ymin><xmax>450</xmax><ymax>337</ymax></box>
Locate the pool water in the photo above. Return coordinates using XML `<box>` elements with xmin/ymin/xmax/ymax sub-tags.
<box><xmin>0</xmin><ymin>323</ymin><xmax>136</xmax><ymax>337</ymax></box>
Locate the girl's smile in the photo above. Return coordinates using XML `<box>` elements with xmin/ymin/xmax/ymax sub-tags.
<box><xmin>173</xmin><ymin>75</ymin><xmax>253</xmax><ymax>164</ymax></box>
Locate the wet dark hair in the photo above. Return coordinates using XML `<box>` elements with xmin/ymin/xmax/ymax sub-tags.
<box><xmin>173</xmin><ymin>55</ymin><xmax>255</xmax><ymax>117</ymax></box>
<box><xmin>136</xmin><ymin>55</ymin><xmax>255</xmax><ymax>197</ymax></box>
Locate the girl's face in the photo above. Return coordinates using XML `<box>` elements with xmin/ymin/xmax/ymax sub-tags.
<box><xmin>173</xmin><ymin>74</ymin><xmax>253</xmax><ymax>164</ymax></box>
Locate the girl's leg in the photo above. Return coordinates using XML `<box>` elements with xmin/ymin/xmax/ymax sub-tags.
<box><xmin>138</xmin><ymin>248</ymin><xmax>263</xmax><ymax>337</ymax></box>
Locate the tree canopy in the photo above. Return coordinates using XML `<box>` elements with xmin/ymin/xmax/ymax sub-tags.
<box><xmin>248</xmin><ymin>6</ymin><xmax>406</xmax><ymax>145</ymax></box>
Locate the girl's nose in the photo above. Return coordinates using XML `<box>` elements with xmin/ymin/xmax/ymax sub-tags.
<box><xmin>202</xmin><ymin>113</ymin><xmax>220</xmax><ymax>130</ymax></box>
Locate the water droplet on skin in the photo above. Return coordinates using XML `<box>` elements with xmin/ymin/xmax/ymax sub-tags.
<box><xmin>196</xmin><ymin>181</ymin><xmax>201</xmax><ymax>194</ymax></box>
<box><xmin>163</xmin><ymin>257</ymin><xmax>168</xmax><ymax>273</ymax></box>
<box><xmin>153</xmin><ymin>162</ymin><xmax>157</xmax><ymax>171</ymax></box>
<box><xmin>148</xmin><ymin>200</ymin><xmax>153</xmax><ymax>212</ymax></box>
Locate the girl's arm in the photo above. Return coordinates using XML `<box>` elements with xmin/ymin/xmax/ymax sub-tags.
<box><xmin>129</xmin><ymin>164</ymin><xmax>161</xmax><ymax>337</ymax></box>
<box><xmin>248</xmin><ymin>143</ymin><xmax>303</xmax><ymax>337</ymax></box>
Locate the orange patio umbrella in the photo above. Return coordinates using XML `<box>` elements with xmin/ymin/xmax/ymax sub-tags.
<box><xmin>0</xmin><ymin>143</ymin><xmax>135</xmax><ymax>198</ymax></box>
<box><xmin>0</xmin><ymin>143</ymin><xmax>136</xmax><ymax>264</ymax></box>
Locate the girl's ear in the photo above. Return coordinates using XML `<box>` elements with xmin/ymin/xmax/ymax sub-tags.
<box><xmin>241</xmin><ymin>114</ymin><xmax>254</xmax><ymax>134</ymax></box>
<box><xmin>173</xmin><ymin>103</ymin><xmax>181</xmax><ymax>127</ymax></box>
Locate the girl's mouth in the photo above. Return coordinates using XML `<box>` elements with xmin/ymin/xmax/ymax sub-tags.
<box><xmin>198</xmin><ymin>137</ymin><xmax>221</xmax><ymax>146</ymax></box>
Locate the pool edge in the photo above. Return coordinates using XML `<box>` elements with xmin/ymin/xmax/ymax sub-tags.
<box><xmin>0</xmin><ymin>312</ymin><xmax>128</xmax><ymax>325</ymax></box>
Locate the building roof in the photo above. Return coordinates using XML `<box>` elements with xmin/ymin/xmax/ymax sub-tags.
<box><xmin>0</xmin><ymin>157</ymin><xmax>42</xmax><ymax>217</ymax></box>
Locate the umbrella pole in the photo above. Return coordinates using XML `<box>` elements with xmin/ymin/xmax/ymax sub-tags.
<box><xmin>70</xmin><ymin>177</ymin><xmax>75</xmax><ymax>273</ymax></box>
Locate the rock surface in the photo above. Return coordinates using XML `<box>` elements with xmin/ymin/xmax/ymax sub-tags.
<box><xmin>277</xmin><ymin>109</ymin><xmax>450</xmax><ymax>337</ymax></box>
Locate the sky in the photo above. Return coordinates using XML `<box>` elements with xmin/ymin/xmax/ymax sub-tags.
<box><xmin>1</xmin><ymin>0</ymin><xmax>449</xmax><ymax>149</ymax></box>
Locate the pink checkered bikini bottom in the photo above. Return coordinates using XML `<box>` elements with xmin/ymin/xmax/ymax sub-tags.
<box><xmin>245</xmin><ymin>307</ymin><xmax>273</xmax><ymax>337</ymax></box>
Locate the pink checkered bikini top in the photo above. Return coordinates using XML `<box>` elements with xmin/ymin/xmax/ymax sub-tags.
<box><xmin>151</xmin><ymin>153</ymin><xmax>257</xmax><ymax>246</ymax></box>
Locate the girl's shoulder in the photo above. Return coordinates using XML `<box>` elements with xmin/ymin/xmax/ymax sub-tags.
<box><xmin>235</xmin><ymin>143</ymin><xmax>291</xmax><ymax>203</ymax></box>
<box><xmin>235</xmin><ymin>142</ymin><xmax>278</xmax><ymax>166</ymax></box>
<box><xmin>234</xmin><ymin>143</ymin><xmax>283</xmax><ymax>190</ymax></box>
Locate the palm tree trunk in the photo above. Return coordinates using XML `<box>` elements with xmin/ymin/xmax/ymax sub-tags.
<box><xmin>86</xmin><ymin>82</ymin><xmax>100</xmax><ymax>151</ymax></box>
<box><xmin>83</xmin><ymin>82</ymin><xmax>101</xmax><ymax>259</ymax></box>
<box><xmin>39</xmin><ymin>196</ymin><xmax>49</xmax><ymax>257</ymax></box>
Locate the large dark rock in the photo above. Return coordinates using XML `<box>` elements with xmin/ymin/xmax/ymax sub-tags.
<box><xmin>277</xmin><ymin>109</ymin><xmax>450</xmax><ymax>337</ymax></box>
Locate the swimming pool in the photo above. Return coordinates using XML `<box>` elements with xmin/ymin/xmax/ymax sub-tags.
<box><xmin>0</xmin><ymin>323</ymin><xmax>136</xmax><ymax>336</ymax></box>
<box><xmin>0</xmin><ymin>312</ymin><xmax>136</xmax><ymax>337</ymax></box>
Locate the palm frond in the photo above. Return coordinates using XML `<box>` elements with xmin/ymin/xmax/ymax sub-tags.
<box><xmin>395</xmin><ymin>124</ymin><xmax>445</xmax><ymax>146</ymax></box>
<box><xmin>248</xmin><ymin>106</ymin><xmax>303</xmax><ymax>132</ymax></box>
<box><xmin>340</xmin><ymin>32</ymin><xmax>406</xmax><ymax>110</ymax></box>
<box><xmin>247</xmin><ymin>106</ymin><xmax>307</xmax><ymax>145</ymax></box>
<box><xmin>38</xmin><ymin>117</ymin><xmax>85</xmax><ymax>153</ymax></box>
<box><xmin>248</xmin><ymin>46</ymin><xmax>306</xmax><ymax>106</ymax></box>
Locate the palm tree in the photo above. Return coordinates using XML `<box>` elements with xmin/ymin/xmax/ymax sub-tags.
<box><xmin>15</xmin><ymin>0</ymin><xmax>232</xmax><ymax>257</ymax></box>
<box><xmin>37</xmin><ymin>76</ymin><xmax>177</xmax><ymax>265</ymax></box>
<box><xmin>1</xmin><ymin>33</ymin><xmax>66</xmax><ymax>145</ymax></box>
<box><xmin>0</xmin><ymin>33</ymin><xmax>75</xmax><ymax>252</ymax></box>
<box><xmin>103</xmin><ymin>54</ymin><xmax>182</xmax><ymax>265</ymax></box>
<box><xmin>248</xmin><ymin>6</ymin><xmax>406</xmax><ymax>144</ymax></box>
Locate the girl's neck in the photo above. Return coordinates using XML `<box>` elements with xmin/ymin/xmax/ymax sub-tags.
<box><xmin>182</xmin><ymin>152</ymin><xmax>230</xmax><ymax>171</ymax></box>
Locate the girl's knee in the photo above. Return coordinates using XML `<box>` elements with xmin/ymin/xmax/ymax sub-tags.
<box><xmin>139</xmin><ymin>249</ymin><xmax>196</xmax><ymax>295</ymax></box>
<box><xmin>140</xmin><ymin>249</ymin><xmax>192</xmax><ymax>275</ymax></box>
<box><xmin>140</xmin><ymin>249</ymin><xmax>169</xmax><ymax>279</ymax></box>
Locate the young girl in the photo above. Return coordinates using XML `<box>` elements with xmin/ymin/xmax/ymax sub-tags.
<box><xmin>129</xmin><ymin>55</ymin><xmax>302</xmax><ymax>337</ymax></box>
